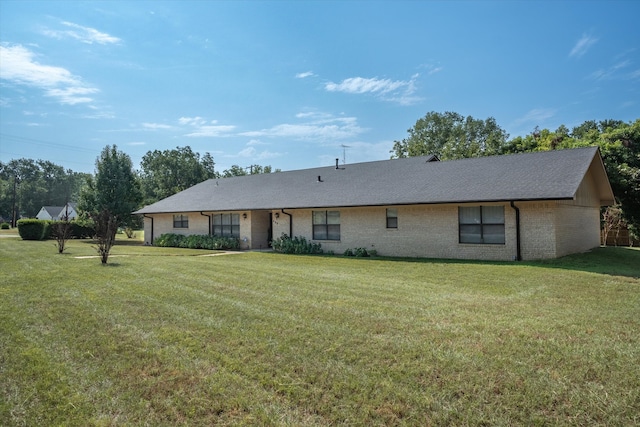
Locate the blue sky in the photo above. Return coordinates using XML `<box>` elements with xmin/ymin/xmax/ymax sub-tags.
<box><xmin>1</xmin><ymin>1</ymin><xmax>639</xmax><ymax>174</ymax></box>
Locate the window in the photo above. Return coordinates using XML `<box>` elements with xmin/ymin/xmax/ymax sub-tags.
<box><xmin>313</xmin><ymin>210</ymin><xmax>340</xmax><ymax>240</ymax></box>
<box><xmin>213</xmin><ymin>213</ymin><xmax>240</xmax><ymax>237</ymax></box>
<box><xmin>386</xmin><ymin>208</ymin><xmax>398</xmax><ymax>229</ymax></box>
<box><xmin>459</xmin><ymin>206</ymin><xmax>505</xmax><ymax>244</ymax></box>
<box><xmin>173</xmin><ymin>214</ymin><xmax>189</xmax><ymax>229</ymax></box>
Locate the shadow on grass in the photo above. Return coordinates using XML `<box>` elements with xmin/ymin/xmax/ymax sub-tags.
<box><xmin>309</xmin><ymin>246</ymin><xmax>640</xmax><ymax>279</ymax></box>
<box><xmin>527</xmin><ymin>246</ymin><xmax>640</xmax><ymax>279</ymax></box>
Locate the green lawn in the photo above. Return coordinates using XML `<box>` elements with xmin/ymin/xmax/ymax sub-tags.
<box><xmin>1</xmin><ymin>237</ymin><xmax>639</xmax><ymax>426</ymax></box>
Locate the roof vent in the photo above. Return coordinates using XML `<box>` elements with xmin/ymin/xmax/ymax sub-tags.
<box><xmin>317</xmin><ymin>175</ymin><xmax>323</xmax><ymax>182</ymax></box>
<box><xmin>336</xmin><ymin>158</ymin><xmax>339</xmax><ymax>169</ymax></box>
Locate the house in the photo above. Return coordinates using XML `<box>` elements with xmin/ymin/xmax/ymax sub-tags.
<box><xmin>35</xmin><ymin>202</ymin><xmax>78</xmax><ymax>221</ymax></box>
<box><xmin>134</xmin><ymin>147</ymin><xmax>615</xmax><ymax>261</ymax></box>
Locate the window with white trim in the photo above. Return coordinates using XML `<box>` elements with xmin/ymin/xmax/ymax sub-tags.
<box><xmin>459</xmin><ymin>206</ymin><xmax>505</xmax><ymax>244</ymax></box>
<box><xmin>173</xmin><ymin>214</ymin><xmax>189</xmax><ymax>228</ymax></box>
<box><xmin>213</xmin><ymin>213</ymin><xmax>240</xmax><ymax>237</ymax></box>
<box><xmin>312</xmin><ymin>210</ymin><xmax>340</xmax><ymax>240</ymax></box>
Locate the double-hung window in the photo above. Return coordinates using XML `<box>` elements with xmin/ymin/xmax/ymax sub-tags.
<box><xmin>213</xmin><ymin>213</ymin><xmax>240</xmax><ymax>237</ymax></box>
<box><xmin>386</xmin><ymin>208</ymin><xmax>398</xmax><ymax>229</ymax></box>
<box><xmin>312</xmin><ymin>210</ymin><xmax>340</xmax><ymax>240</ymax></box>
<box><xmin>459</xmin><ymin>206</ymin><xmax>505</xmax><ymax>244</ymax></box>
<box><xmin>173</xmin><ymin>214</ymin><xmax>189</xmax><ymax>228</ymax></box>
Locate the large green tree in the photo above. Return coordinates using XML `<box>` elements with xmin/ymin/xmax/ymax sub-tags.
<box><xmin>79</xmin><ymin>145</ymin><xmax>142</xmax><ymax>229</ymax></box>
<box><xmin>390</xmin><ymin>111</ymin><xmax>509</xmax><ymax>160</ymax></box>
<box><xmin>393</xmin><ymin>112</ymin><xmax>639</xmax><ymax>232</ymax></box>
<box><xmin>503</xmin><ymin>119</ymin><xmax>640</xmax><ymax>230</ymax></box>
<box><xmin>139</xmin><ymin>146</ymin><xmax>217</xmax><ymax>204</ymax></box>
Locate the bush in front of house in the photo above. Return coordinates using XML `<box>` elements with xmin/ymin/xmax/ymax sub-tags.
<box><xmin>271</xmin><ymin>234</ymin><xmax>323</xmax><ymax>254</ymax></box>
<box><xmin>153</xmin><ymin>233</ymin><xmax>240</xmax><ymax>250</ymax></box>
<box><xmin>17</xmin><ymin>219</ymin><xmax>51</xmax><ymax>240</ymax></box>
<box><xmin>343</xmin><ymin>247</ymin><xmax>371</xmax><ymax>257</ymax></box>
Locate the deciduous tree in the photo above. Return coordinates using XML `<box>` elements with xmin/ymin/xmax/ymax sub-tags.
<box><xmin>390</xmin><ymin>111</ymin><xmax>509</xmax><ymax>160</ymax></box>
<box><xmin>139</xmin><ymin>146</ymin><xmax>217</xmax><ymax>204</ymax></box>
<box><xmin>79</xmin><ymin>145</ymin><xmax>142</xmax><ymax>263</ymax></box>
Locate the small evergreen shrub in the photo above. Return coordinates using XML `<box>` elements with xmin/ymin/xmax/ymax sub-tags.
<box><xmin>17</xmin><ymin>219</ymin><xmax>49</xmax><ymax>240</ymax></box>
<box><xmin>153</xmin><ymin>233</ymin><xmax>240</xmax><ymax>250</ymax></box>
<box><xmin>0</xmin><ymin>222</ymin><xmax>10</xmax><ymax>229</ymax></box>
<box><xmin>271</xmin><ymin>234</ymin><xmax>323</xmax><ymax>254</ymax></box>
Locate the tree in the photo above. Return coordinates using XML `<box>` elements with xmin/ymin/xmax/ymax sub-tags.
<box><xmin>79</xmin><ymin>145</ymin><xmax>142</xmax><ymax>263</ymax></box>
<box><xmin>222</xmin><ymin>164</ymin><xmax>279</xmax><ymax>177</ymax></box>
<box><xmin>1</xmin><ymin>159</ymin><xmax>41</xmax><ymax>225</ymax></box>
<box><xmin>503</xmin><ymin>119</ymin><xmax>640</xmax><ymax>231</ymax></box>
<box><xmin>51</xmin><ymin>213</ymin><xmax>72</xmax><ymax>254</ymax></box>
<box><xmin>0</xmin><ymin>159</ymin><xmax>90</xmax><ymax>225</ymax></box>
<box><xmin>139</xmin><ymin>146</ymin><xmax>217</xmax><ymax>204</ymax></box>
<box><xmin>601</xmin><ymin>205</ymin><xmax>624</xmax><ymax>246</ymax></box>
<box><xmin>390</xmin><ymin>111</ymin><xmax>509</xmax><ymax>160</ymax></box>
<box><xmin>598</xmin><ymin>119</ymin><xmax>640</xmax><ymax>229</ymax></box>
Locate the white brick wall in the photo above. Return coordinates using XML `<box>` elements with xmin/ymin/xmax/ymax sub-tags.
<box><xmin>143</xmin><ymin>198</ymin><xmax>602</xmax><ymax>260</ymax></box>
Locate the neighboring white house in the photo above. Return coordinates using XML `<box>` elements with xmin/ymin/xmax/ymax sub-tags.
<box><xmin>35</xmin><ymin>202</ymin><xmax>78</xmax><ymax>221</ymax></box>
<box><xmin>134</xmin><ymin>147</ymin><xmax>615</xmax><ymax>261</ymax></box>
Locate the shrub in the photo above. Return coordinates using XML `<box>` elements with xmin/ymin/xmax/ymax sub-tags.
<box><xmin>344</xmin><ymin>247</ymin><xmax>370</xmax><ymax>257</ymax></box>
<box><xmin>70</xmin><ymin>219</ymin><xmax>95</xmax><ymax>239</ymax></box>
<box><xmin>153</xmin><ymin>233</ymin><xmax>240</xmax><ymax>250</ymax></box>
<box><xmin>0</xmin><ymin>222</ymin><xmax>10</xmax><ymax>229</ymax></box>
<box><xmin>17</xmin><ymin>219</ymin><xmax>50</xmax><ymax>240</ymax></box>
<box><xmin>272</xmin><ymin>234</ymin><xmax>323</xmax><ymax>254</ymax></box>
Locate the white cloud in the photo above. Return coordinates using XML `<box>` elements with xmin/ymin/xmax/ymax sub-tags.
<box><xmin>569</xmin><ymin>34</ymin><xmax>598</xmax><ymax>58</ymax></box>
<box><xmin>326</xmin><ymin>76</ymin><xmax>407</xmax><ymax>94</ymax></box>
<box><xmin>295</xmin><ymin>111</ymin><xmax>332</xmax><ymax>119</ymax></box>
<box><xmin>240</xmin><ymin>116</ymin><xmax>364</xmax><ymax>141</ymax></box>
<box><xmin>512</xmin><ymin>108</ymin><xmax>557</xmax><ymax>127</ymax></box>
<box><xmin>224</xmin><ymin>145</ymin><xmax>283</xmax><ymax>162</ymax></box>
<box><xmin>590</xmin><ymin>60</ymin><xmax>631</xmax><ymax>80</ymax></box>
<box><xmin>0</xmin><ymin>43</ymin><xmax>99</xmax><ymax>105</ymax></box>
<box><xmin>295</xmin><ymin>71</ymin><xmax>315</xmax><ymax>79</ymax></box>
<box><xmin>238</xmin><ymin>147</ymin><xmax>256</xmax><ymax>157</ymax></box>
<box><xmin>178</xmin><ymin>116</ymin><xmax>235</xmax><ymax>137</ymax></box>
<box><xmin>128</xmin><ymin>141</ymin><xmax>147</xmax><ymax>146</ymax></box>
<box><xmin>185</xmin><ymin>125</ymin><xmax>236</xmax><ymax>137</ymax></box>
<box><xmin>178</xmin><ymin>116</ymin><xmax>206</xmax><ymax>126</ymax></box>
<box><xmin>45</xmin><ymin>86</ymin><xmax>99</xmax><ymax>105</ymax></box>
<box><xmin>43</xmin><ymin>21</ymin><xmax>121</xmax><ymax>45</ymax></box>
<box><xmin>142</xmin><ymin>122</ymin><xmax>173</xmax><ymax>130</ymax></box>
<box><xmin>325</xmin><ymin>75</ymin><xmax>421</xmax><ymax>105</ymax></box>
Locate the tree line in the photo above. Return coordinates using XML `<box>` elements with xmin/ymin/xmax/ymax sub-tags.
<box><xmin>0</xmin><ymin>147</ymin><xmax>277</xmax><ymax>226</ymax></box>
<box><xmin>392</xmin><ymin>112</ymin><xmax>639</xmax><ymax>235</ymax></box>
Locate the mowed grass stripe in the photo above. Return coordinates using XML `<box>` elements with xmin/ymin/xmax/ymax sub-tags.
<box><xmin>1</xmin><ymin>238</ymin><xmax>639</xmax><ymax>426</ymax></box>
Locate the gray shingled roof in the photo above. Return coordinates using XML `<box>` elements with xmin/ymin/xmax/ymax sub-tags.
<box><xmin>134</xmin><ymin>147</ymin><xmax>614</xmax><ymax>215</ymax></box>
<box><xmin>42</xmin><ymin>206</ymin><xmax>64</xmax><ymax>217</ymax></box>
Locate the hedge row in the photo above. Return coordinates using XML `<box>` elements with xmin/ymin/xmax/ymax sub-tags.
<box><xmin>17</xmin><ymin>219</ymin><xmax>95</xmax><ymax>240</ymax></box>
<box><xmin>153</xmin><ymin>233</ymin><xmax>240</xmax><ymax>250</ymax></box>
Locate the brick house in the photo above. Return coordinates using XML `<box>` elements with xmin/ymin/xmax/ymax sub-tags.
<box><xmin>134</xmin><ymin>147</ymin><xmax>614</xmax><ymax>261</ymax></box>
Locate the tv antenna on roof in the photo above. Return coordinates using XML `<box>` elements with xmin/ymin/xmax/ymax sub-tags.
<box><xmin>340</xmin><ymin>144</ymin><xmax>350</xmax><ymax>165</ymax></box>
